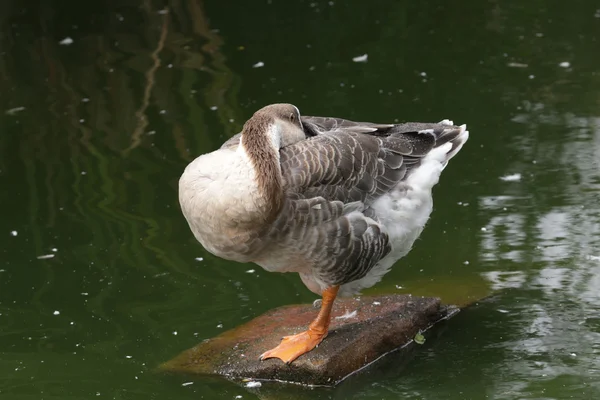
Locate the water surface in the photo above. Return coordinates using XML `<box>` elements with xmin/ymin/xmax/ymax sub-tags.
<box><xmin>1</xmin><ymin>1</ymin><xmax>600</xmax><ymax>399</ymax></box>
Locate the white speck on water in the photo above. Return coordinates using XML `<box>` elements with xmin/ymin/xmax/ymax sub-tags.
<box><xmin>481</xmin><ymin>227</ymin><xmax>487</xmax><ymax>231</ymax></box>
<box><xmin>195</xmin><ymin>257</ymin><xmax>204</xmax><ymax>261</ymax></box>
<box><xmin>53</xmin><ymin>311</ymin><xmax>60</xmax><ymax>316</ymax></box>
<box><xmin>372</xmin><ymin>301</ymin><xmax>381</xmax><ymax>305</ymax></box>
<box><xmin>10</xmin><ymin>230</ymin><xmax>17</xmax><ymax>236</ymax></box>
<box><xmin>210</xmin><ymin>106</ymin><xmax>218</xmax><ymax>111</ymax></box>
<box><xmin>167</xmin><ymin>63</ymin><xmax>173</xmax><ymax>68</ymax></box>
<box><xmin>81</xmin><ymin>171</ymin><xmax>87</xmax><ymax>175</ymax></box>
<box><xmin>558</xmin><ymin>61</ymin><xmax>570</xmax><ymax>68</ymax></box>
<box><xmin>395</xmin><ymin>284</ymin><xmax>403</xmax><ymax>289</ymax></box>
<box><xmin>498</xmin><ymin>309</ymin><xmax>509</xmax><ymax>313</ymax></box>
<box><xmin>246</xmin><ymin>269</ymin><xmax>255</xmax><ymax>273</ymax></box>
<box><xmin>5</xmin><ymin>106</ymin><xmax>26</xmax><ymax>115</ymax></box>
<box><xmin>181</xmin><ymin>382</ymin><xmax>194</xmax><ymax>387</ymax></box>
<box><xmin>81</xmin><ymin>292</ymin><xmax>89</xmax><ymax>296</ymax></box>
<box><xmin>158</xmin><ymin>9</ymin><xmax>169</xmax><ymax>15</ymax></box>
<box><xmin>245</xmin><ymin>381</ymin><xmax>262</xmax><ymax>388</ymax></box>
<box><xmin>570</xmin><ymin>353</ymin><xmax>577</xmax><ymax>357</ymax></box>
<box><xmin>252</xmin><ymin>61</ymin><xmax>265</xmax><ymax>68</ymax></box>
<box><xmin>587</xmin><ymin>255</ymin><xmax>600</xmax><ymax>261</ymax></box>
<box><xmin>500</xmin><ymin>173</ymin><xmax>522</xmax><ymax>182</ymax></box>
<box><xmin>82</xmin><ymin>98</ymin><xmax>90</xmax><ymax>103</ymax></box>
<box><xmin>420</xmin><ymin>71</ymin><xmax>427</xmax><ymax>77</ymax></box>
<box><xmin>463</xmin><ymin>261</ymin><xmax>470</xmax><ymax>265</ymax></box>
<box><xmin>235</xmin><ymin>396</ymin><xmax>243</xmax><ymax>399</ymax></box>
<box><xmin>59</xmin><ymin>37</ymin><xmax>74</xmax><ymax>45</ymax></box>
<box><xmin>159</xmin><ymin>109</ymin><xmax>167</xmax><ymax>114</ymax></box>
<box><xmin>79</xmin><ymin>119</ymin><xmax>85</xmax><ymax>123</ymax></box>
<box><xmin>172</xmin><ymin>331</ymin><xmax>178</xmax><ymax>335</ymax></box>
<box><xmin>507</xmin><ymin>62</ymin><xmax>528</xmax><ymax>68</ymax></box>
<box><xmin>352</xmin><ymin>54</ymin><xmax>368</xmax><ymax>62</ymax></box>
<box><xmin>125</xmin><ymin>355</ymin><xmax>132</xmax><ymax>359</ymax></box>
<box><xmin>37</xmin><ymin>254</ymin><xmax>55</xmax><ymax>260</ymax></box>
<box><xmin>335</xmin><ymin>310</ymin><xmax>357</xmax><ymax>320</ymax></box>
<box><xmin>51</xmin><ymin>248</ymin><xmax>58</xmax><ymax>252</ymax></box>
<box><xmin>216</xmin><ymin>323</ymin><xmax>223</xmax><ymax>328</ymax></box>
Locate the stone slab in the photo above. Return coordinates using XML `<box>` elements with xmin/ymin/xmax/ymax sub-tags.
<box><xmin>160</xmin><ymin>294</ymin><xmax>458</xmax><ymax>386</ymax></box>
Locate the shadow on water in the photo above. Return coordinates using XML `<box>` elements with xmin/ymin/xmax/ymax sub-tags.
<box><xmin>1</xmin><ymin>0</ymin><xmax>600</xmax><ymax>399</ymax></box>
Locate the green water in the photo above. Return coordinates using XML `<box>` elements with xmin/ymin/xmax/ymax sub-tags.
<box><xmin>1</xmin><ymin>1</ymin><xmax>600</xmax><ymax>399</ymax></box>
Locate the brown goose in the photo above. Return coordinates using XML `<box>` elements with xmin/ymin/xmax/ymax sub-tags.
<box><xmin>179</xmin><ymin>103</ymin><xmax>468</xmax><ymax>363</ymax></box>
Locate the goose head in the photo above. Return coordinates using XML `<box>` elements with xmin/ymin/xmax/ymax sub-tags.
<box><xmin>241</xmin><ymin>103</ymin><xmax>305</xmax><ymax>151</ymax></box>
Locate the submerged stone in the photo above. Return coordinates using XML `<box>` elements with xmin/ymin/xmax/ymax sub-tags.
<box><xmin>160</xmin><ymin>294</ymin><xmax>458</xmax><ymax>386</ymax></box>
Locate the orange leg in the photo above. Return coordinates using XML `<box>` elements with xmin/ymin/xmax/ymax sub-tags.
<box><xmin>260</xmin><ymin>285</ymin><xmax>340</xmax><ymax>364</ymax></box>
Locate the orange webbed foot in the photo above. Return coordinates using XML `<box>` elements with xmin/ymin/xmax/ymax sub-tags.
<box><xmin>260</xmin><ymin>286</ymin><xmax>340</xmax><ymax>364</ymax></box>
<box><xmin>259</xmin><ymin>330</ymin><xmax>326</xmax><ymax>364</ymax></box>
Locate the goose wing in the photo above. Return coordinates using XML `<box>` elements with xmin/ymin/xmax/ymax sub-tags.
<box><xmin>281</xmin><ymin>116</ymin><xmax>462</xmax><ymax>203</ymax></box>
<box><xmin>271</xmin><ymin>117</ymin><xmax>465</xmax><ymax>287</ymax></box>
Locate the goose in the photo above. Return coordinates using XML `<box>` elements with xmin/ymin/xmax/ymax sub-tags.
<box><xmin>179</xmin><ymin>103</ymin><xmax>468</xmax><ymax>364</ymax></box>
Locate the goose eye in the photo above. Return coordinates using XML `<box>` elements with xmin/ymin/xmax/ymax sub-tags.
<box><xmin>289</xmin><ymin>113</ymin><xmax>296</xmax><ymax>122</ymax></box>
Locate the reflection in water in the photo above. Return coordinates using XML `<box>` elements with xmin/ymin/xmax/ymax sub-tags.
<box><xmin>480</xmin><ymin>110</ymin><xmax>600</xmax><ymax>395</ymax></box>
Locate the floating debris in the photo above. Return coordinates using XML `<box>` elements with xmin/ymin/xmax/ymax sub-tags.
<box><xmin>558</xmin><ymin>61</ymin><xmax>570</xmax><ymax>68</ymax></box>
<box><xmin>10</xmin><ymin>230</ymin><xmax>17</xmax><ymax>236</ymax></box>
<box><xmin>59</xmin><ymin>37</ymin><xmax>74</xmax><ymax>45</ymax></box>
<box><xmin>5</xmin><ymin>106</ymin><xmax>26</xmax><ymax>115</ymax></box>
<box><xmin>53</xmin><ymin>311</ymin><xmax>60</xmax><ymax>316</ymax></box>
<box><xmin>352</xmin><ymin>54</ymin><xmax>368</xmax><ymax>63</ymax></box>
<box><xmin>252</xmin><ymin>61</ymin><xmax>265</xmax><ymax>68</ymax></box>
<box><xmin>246</xmin><ymin>269</ymin><xmax>255</xmax><ymax>273</ymax></box>
<box><xmin>37</xmin><ymin>254</ymin><xmax>55</xmax><ymax>260</ymax></box>
<box><xmin>499</xmin><ymin>173</ymin><xmax>522</xmax><ymax>182</ymax></box>
<box><xmin>414</xmin><ymin>332</ymin><xmax>426</xmax><ymax>345</ymax></box>
<box><xmin>245</xmin><ymin>381</ymin><xmax>262</xmax><ymax>388</ymax></box>
<box><xmin>507</xmin><ymin>62</ymin><xmax>528</xmax><ymax>68</ymax></box>
<box><xmin>181</xmin><ymin>382</ymin><xmax>194</xmax><ymax>386</ymax></box>
<box><xmin>195</xmin><ymin>257</ymin><xmax>204</xmax><ymax>262</ymax></box>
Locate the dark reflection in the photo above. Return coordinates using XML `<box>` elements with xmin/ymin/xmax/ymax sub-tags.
<box><xmin>1</xmin><ymin>0</ymin><xmax>600</xmax><ymax>399</ymax></box>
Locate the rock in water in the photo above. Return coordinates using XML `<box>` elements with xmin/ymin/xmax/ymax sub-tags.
<box><xmin>160</xmin><ymin>294</ymin><xmax>458</xmax><ymax>386</ymax></box>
